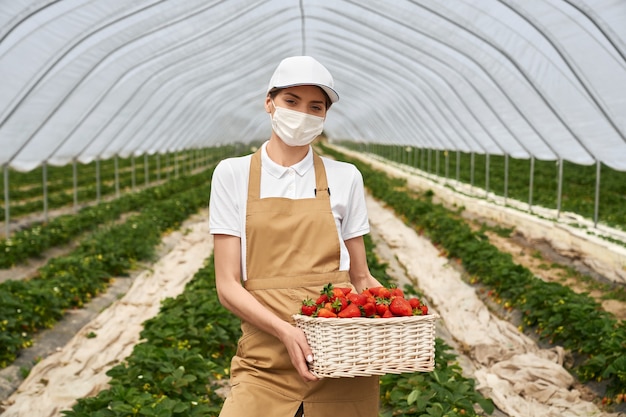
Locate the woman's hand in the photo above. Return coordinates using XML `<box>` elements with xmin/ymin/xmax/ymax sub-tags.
<box><xmin>277</xmin><ymin>321</ymin><xmax>319</xmax><ymax>382</ymax></box>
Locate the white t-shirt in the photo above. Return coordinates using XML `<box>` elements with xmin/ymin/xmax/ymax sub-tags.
<box><xmin>209</xmin><ymin>141</ymin><xmax>370</xmax><ymax>281</ymax></box>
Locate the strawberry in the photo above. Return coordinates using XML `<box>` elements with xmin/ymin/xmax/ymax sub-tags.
<box><xmin>338</xmin><ymin>303</ymin><xmax>362</xmax><ymax>318</ymax></box>
<box><xmin>300</xmin><ymin>298</ymin><xmax>317</xmax><ymax>316</ymax></box>
<box><xmin>317</xmin><ymin>282</ymin><xmax>335</xmax><ymax>303</ymax></box>
<box><xmin>408</xmin><ymin>297</ymin><xmax>421</xmax><ymax>309</ymax></box>
<box><xmin>331</xmin><ymin>287</ymin><xmax>344</xmax><ymax>299</ymax></box>
<box><xmin>390</xmin><ymin>287</ymin><xmax>404</xmax><ymax>298</ymax></box>
<box><xmin>419</xmin><ymin>305</ymin><xmax>429</xmax><ymax>315</ymax></box>
<box><xmin>362</xmin><ymin>302</ymin><xmax>377</xmax><ymax>317</ymax></box>
<box><xmin>389</xmin><ymin>297</ymin><xmax>412</xmax><ymax>316</ymax></box>
<box><xmin>317</xmin><ymin>307</ymin><xmax>337</xmax><ymax>318</ymax></box>
<box><xmin>375</xmin><ymin>298</ymin><xmax>390</xmax><ymax>316</ymax></box>
<box><xmin>332</xmin><ymin>287</ymin><xmax>352</xmax><ymax>298</ymax></box>
<box><xmin>382</xmin><ymin>308</ymin><xmax>394</xmax><ymax>318</ymax></box>
<box><xmin>315</xmin><ymin>294</ymin><xmax>329</xmax><ymax>305</ymax></box>
<box><xmin>368</xmin><ymin>287</ymin><xmax>384</xmax><ymax>297</ymax></box>
<box><xmin>347</xmin><ymin>293</ymin><xmax>367</xmax><ymax>306</ymax></box>
<box><xmin>338</xmin><ymin>287</ymin><xmax>353</xmax><ymax>296</ymax></box>
<box><xmin>331</xmin><ymin>297</ymin><xmax>348</xmax><ymax>313</ymax></box>
<box><xmin>378</xmin><ymin>287</ymin><xmax>392</xmax><ymax>299</ymax></box>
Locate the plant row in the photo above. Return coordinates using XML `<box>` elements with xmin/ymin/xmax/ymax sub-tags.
<box><xmin>0</xmin><ymin>168</ymin><xmax>214</xmax><ymax>368</ymax></box>
<box><xmin>2</xmin><ymin>150</ymin><xmax>199</xmax><ymax>193</ymax></box>
<box><xmin>63</xmin><ymin>232</ymin><xmax>494</xmax><ymax>416</ymax></box>
<box><xmin>322</xmin><ymin>144</ymin><xmax>626</xmax><ymax>401</ymax></box>
<box><xmin>0</xmin><ymin>148</ymin><xmax>223</xmax><ymax>222</ymax></box>
<box><xmin>62</xmin><ymin>256</ymin><xmax>242</xmax><ymax>417</ymax></box>
<box><xmin>0</xmin><ymin>168</ymin><xmax>213</xmax><ymax>268</ymax></box>
<box><xmin>343</xmin><ymin>143</ymin><xmax>626</xmax><ymax>231</ymax></box>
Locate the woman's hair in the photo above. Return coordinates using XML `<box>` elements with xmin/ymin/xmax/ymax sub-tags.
<box><xmin>268</xmin><ymin>86</ymin><xmax>332</xmax><ymax>110</ymax></box>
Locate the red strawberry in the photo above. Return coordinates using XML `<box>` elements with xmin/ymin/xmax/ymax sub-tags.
<box><xmin>332</xmin><ymin>287</ymin><xmax>352</xmax><ymax>298</ymax></box>
<box><xmin>361</xmin><ymin>289</ymin><xmax>373</xmax><ymax>298</ymax></box>
<box><xmin>408</xmin><ymin>298</ymin><xmax>421</xmax><ymax>309</ymax></box>
<box><xmin>315</xmin><ymin>294</ymin><xmax>329</xmax><ymax>305</ymax></box>
<box><xmin>331</xmin><ymin>297</ymin><xmax>348</xmax><ymax>313</ymax></box>
<box><xmin>389</xmin><ymin>297</ymin><xmax>412</xmax><ymax>317</ymax></box>
<box><xmin>368</xmin><ymin>287</ymin><xmax>384</xmax><ymax>297</ymax></box>
<box><xmin>338</xmin><ymin>287</ymin><xmax>353</xmax><ymax>296</ymax></box>
<box><xmin>338</xmin><ymin>303</ymin><xmax>362</xmax><ymax>318</ymax></box>
<box><xmin>382</xmin><ymin>309</ymin><xmax>394</xmax><ymax>318</ymax></box>
<box><xmin>300</xmin><ymin>298</ymin><xmax>317</xmax><ymax>316</ymax></box>
<box><xmin>362</xmin><ymin>302</ymin><xmax>376</xmax><ymax>317</ymax></box>
<box><xmin>378</xmin><ymin>287</ymin><xmax>392</xmax><ymax>299</ymax></box>
<box><xmin>375</xmin><ymin>299</ymin><xmax>390</xmax><ymax>316</ymax></box>
<box><xmin>390</xmin><ymin>287</ymin><xmax>404</xmax><ymax>298</ymax></box>
<box><xmin>419</xmin><ymin>305</ymin><xmax>429</xmax><ymax>315</ymax></box>
<box><xmin>347</xmin><ymin>293</ymin><xmax>367</xmax><ymax>306</ymax></box>
<box><xmin>331</xmin><ymin>287</ymin><xmax>344</xmax><ymax>299</ymax></box>
<box><xmin>317</xmin><ymin>307</ymin><xmax>337</xmax><ymax>318</ymax></box>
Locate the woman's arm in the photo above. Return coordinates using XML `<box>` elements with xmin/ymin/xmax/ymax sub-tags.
<box><xmin>213</xmin><ymin>234</ymin><xmax>318</xmax><ymax>382</ymax></box>
<box><xmin>345</xmin><ymin>235</ymin><xmax>382</xmax><ymax>293</ymax></box>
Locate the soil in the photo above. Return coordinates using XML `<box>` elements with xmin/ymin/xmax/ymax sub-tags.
<box><xmin>463</xmin><ymin>214</ymin><xmax>626</xmax><ymax>321</ymax></box>
<box><xmin>1</xmin><ymin>154</ymin><xmax>625</xmax><ymax>416</ymax></box>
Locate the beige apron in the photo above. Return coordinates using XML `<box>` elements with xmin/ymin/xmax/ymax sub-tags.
<box><xmin>219</xmin><ymin>149</ymin><xmax>379</xmax><ymax>417</ymax></box>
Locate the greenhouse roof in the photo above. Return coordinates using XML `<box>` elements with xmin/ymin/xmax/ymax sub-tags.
<box><xmin>1</xmin><ymin>0</ymin><xmax>625</xmax><ymax>171</ymax></box>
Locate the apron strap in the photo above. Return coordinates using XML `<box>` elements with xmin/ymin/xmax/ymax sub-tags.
<box><xmin>248</xmin><ymin>149</ymin><xmax>262</xmax><ymax>200</ymax></box>
<box><xmin>247</xmin><ymin>147</ymin><xmax>330</xmax><ymax>201</ymax></box>
<box><xmin>312</xmin><ymin>153</ymin><xmax>330</xmax><ymax>199</ymax></box>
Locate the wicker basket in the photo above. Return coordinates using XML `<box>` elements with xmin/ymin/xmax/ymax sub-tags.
<box><xmin>293</xmin><ymin>313</ymin><xmax>438</xmax><ymax>378</ymax></box>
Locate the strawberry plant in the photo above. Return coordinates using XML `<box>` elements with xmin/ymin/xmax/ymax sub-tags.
<box><xmin>63</xmin><ymin>257</ymin><xmax>240</xmax><ymax>416</ymax></box>
<box><xmin>0</xmin><ymin>172</ymin><xmax>214</xmax><ymax>368</ymax></box>
<box><xmin>355</xmin><ymin>144</ymin><xmax>626</xmax><ymax>232</ymax></box>
<box><xmin>0</xmin><ymin>166</ymin><xmax>214</xmax><ymax>268</ymax></box>
<box><xmin>380</xmin><ymin>339</ymin><xmax>494</xmax><ymax>417</ymax></box>
<box><xmin>322</xmin><ymin>144</ymin><xmax>626</xmax><ymax>402</ymax></box>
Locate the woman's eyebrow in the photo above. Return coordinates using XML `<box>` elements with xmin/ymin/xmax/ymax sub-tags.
<box><xmin>283</xmin><ymin>92</ymin><xmax>325</xmax><ymax>104</ymax></box>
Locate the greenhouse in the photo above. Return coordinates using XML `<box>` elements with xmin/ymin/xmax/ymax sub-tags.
<box><xmin>0</xmin><ymin>1</ymin><xmax>625</xmax><ymax>416</ymax></box>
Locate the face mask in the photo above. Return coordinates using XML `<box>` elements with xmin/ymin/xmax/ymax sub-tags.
<box><xmin>270</xmin><ymin>101</ymin><xmax>325</xmax><ymax>147</ymax></box>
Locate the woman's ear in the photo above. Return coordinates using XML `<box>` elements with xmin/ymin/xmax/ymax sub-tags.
<box><xmin>264</xmin><ymin>95</ymin><xmax>273</xmax><ymax>114</ymax></box>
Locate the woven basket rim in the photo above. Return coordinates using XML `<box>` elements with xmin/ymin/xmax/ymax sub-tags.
<box><xmin>293</xmin><ymin>313</ymin><xmax>439</xmax><ymax>325</ymax></box>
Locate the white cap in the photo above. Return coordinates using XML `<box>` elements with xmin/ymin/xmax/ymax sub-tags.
<box><xmin>267</xmin><ymin>56</ymin><xmax>339</xmax><ymax>103</ymax></box>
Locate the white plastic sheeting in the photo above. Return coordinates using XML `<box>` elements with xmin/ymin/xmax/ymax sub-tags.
<box><xmin>1</xmin><ymin>0</ymin><xmax>625</xmax><ymax>172</ymax></box>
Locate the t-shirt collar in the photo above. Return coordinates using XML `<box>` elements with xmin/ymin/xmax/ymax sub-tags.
<box><xmin>261</xmin><ymin>141</ymin><xmax>314</xmax><ymax>178</ymax></box>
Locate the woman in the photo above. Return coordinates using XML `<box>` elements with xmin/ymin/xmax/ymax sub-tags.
<box><xmin>209</xmin><ymin>56</ymin><xmax>381</xmax><ymax>416</ymax></box>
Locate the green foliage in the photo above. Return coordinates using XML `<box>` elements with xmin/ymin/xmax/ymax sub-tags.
<box><xmin>349</xmin><ymin>144</ymin><xmax>626</xmax><ymax>231</ymax></box>
<box><xmin>62</xmin><ymin>257</ymin><xmax>241</xmax><ymax>416</ymax></box>
<box><xmin>0</xmin><ymin>149</ymin><xmax>225</xmax><ymax>222</ymax></box>
<box><xmin>0</xmin><ymin>160</ymin><xmax>215</xmax><ymax>268</ymax></box>
<box><xmin>322</xmin><ymin>143</ymin><xmax>626</xmax><ymax>399</ymax></box>
<box><xmin>0</xmin><ymin>169</ymin><xmax>214</xmax><ymax>368</ymax></box>
<box><xmin>362</xmin><ymin>227</ymin><xmax>494</xmax><ymax>415</ymax></box>
<box><xmin>380</xmin><ymin>340</ymin><xmax>494</xmax><ymax>417</ymax></box>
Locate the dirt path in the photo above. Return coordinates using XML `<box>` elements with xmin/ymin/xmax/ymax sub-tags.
<box><xmin>1</xmin><ymin>148</ymin><xmax>625</xmax><ymax>416</ymax></box>
<box><xmin>0</xmin><ymin>210</ymin><xmax>211</xmax><ymax>416</ymax></box>
<box><xmin>365</xmin><ymin>194</ymin><xmax>622</xmax><ymax>417</ymax></box>
<box><xmin>465</xmin><ymin>219</ymin><xmax>626</xmax><ymax>320</ymax></box>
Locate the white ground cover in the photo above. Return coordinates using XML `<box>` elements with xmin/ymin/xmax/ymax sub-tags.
<box><xmin>366</xmin><ymin>194</ymin><xmax>620</xmax><ymax>417</ymax></box>
<box><xmin>0</xmin><ymin>212</ymin><xmax>212</xmax><ymax>417</ymax></box>
<box><xmin>1</xmin><ymin>156</ymin><xmax>624</xmax><ymax>416</ymax></box>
